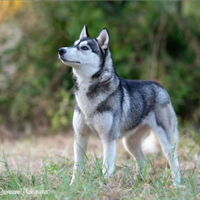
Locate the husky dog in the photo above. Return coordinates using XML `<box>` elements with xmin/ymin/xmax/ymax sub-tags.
<box><xmin>58</xmin><ymin>25</ymin><xmax>181</xmax><ymax>185</ymax></box>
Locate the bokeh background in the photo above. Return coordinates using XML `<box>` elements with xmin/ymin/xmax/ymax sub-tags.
<box><xmin>0</xmin><ymin>1</ymin><xmax>200</xmax><ymax>139</ymax></box>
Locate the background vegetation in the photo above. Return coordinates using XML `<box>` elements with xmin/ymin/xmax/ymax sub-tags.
<box><xmin>1</xmin><ymin>2</ymin><xmax>200</xmax><ymax>199</ymax></box>
<box><xmin>0</xmin><ymin>1</ymin><xmax>200</xmax><ymax>135</ymax></box>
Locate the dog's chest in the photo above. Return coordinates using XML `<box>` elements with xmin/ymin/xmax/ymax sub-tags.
<box><xmin>75</xmin><ymin>86</ymin><xmax>101</xmax><ymax>117</ymax></box>
<box><xmin>76</xmin><ymin>91</ymin><xmax>95</xmax><ymax>115</ymax></box>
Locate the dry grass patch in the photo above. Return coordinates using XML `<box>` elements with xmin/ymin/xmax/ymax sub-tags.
<box><xmin>0</xmin><ymin>132</ymin><xmax>199</xmax><ymax>199</ymax></box>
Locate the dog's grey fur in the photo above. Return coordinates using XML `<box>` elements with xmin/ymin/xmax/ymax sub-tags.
<box><xmin>58</xmin><ymin>25</ymin><xmax>181</xmax><ymax>185</ymax></box>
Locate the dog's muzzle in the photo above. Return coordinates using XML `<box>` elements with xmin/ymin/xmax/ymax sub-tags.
<box><xmin>58</xmin><ymin>48</ymin><xmax>66</xmax><ymax>56</ymax></box>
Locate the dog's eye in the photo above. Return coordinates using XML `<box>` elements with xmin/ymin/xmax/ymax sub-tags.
<box><xmin>81</xmin><ymin>46</ymin><xmax>89</xmax><ymax>50</ymax></box>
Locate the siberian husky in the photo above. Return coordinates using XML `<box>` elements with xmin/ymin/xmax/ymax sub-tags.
<box><xmin>58</xmin><ymin>25</ymin><xmax>181</xmax><ymax>185</ymax></box>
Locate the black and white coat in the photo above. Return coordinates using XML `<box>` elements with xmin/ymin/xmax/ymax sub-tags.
<box><xmin>58</xmin><ymin>25</ymin><xmax>181</xmax><ymax>185</ymax></box>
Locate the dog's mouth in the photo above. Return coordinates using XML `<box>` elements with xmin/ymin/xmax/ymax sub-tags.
<box><xmin>59</xmin><ymin>56</ymin><xmax>80</xmax><ymax>65</ymax></box>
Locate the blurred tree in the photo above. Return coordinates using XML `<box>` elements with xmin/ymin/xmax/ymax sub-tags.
<box><xmin>177</xmin><ymin>1</ymin><xmax>182</xmax><ymax>15</ymax></box>
<box><xmin>0</xmin><ymin>1</ymin><xmax>200</xmax><ymax>134</ymax></box>
<box><xmin>0</xmin><ymin>1</ymin><xmax>23</xmax><ymax>23</ymax></box>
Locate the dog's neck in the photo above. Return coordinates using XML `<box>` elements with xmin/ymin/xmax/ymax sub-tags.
<box><xmin>72</xmin><ymin>49</ymin><xmax>120</xmax><ymax>117</ymax></box>
<box><xmin>72</xmin><ymin>50</ymin><xmax>118</xmax><ymax>90</ymax></box>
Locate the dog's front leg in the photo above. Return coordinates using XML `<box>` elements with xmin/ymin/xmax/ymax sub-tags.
<box><xmin>71</xmin><ymin>111</ymin><xmax>90</xmax><ymax>185</ymax></box>
<box><xmin>71</xmin><ymin>134</ymin><xmax>90</xmax><ymax>184</ymax></box>
<box><xmin>101</xmin><ymin>139</ymin><xmax>118</xmax><ymax>177</ymax></box>
<box><xmin>94</xmin><ymin>113</ymin><xmax>119</xmax><ymax>178</ymax></box>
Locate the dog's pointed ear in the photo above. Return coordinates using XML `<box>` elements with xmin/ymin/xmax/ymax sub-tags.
<box><xmin>79</xmin><ymin>25</ymin><xmax>90</xmax><ymax>39</ymax></box>
<box><xmin>96</xmin><ymin>28</ymin><xmax>109</xmax><ymax>50</ymax></box>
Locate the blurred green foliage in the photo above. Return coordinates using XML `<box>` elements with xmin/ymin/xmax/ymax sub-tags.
<box><xmin>0</xmin><ymin>1</ymin><xmax>200</xmax><ymax>133</ymax></box>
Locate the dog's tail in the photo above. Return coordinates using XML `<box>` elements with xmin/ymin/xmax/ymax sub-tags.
<box><xmin>142</xmin><ymin>131</ymin><xmax>160</xmax><ymax>154</ymax></box>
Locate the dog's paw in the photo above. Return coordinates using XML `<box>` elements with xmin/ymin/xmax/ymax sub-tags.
<box><xmin>171</xmin><ymin>182</ymin><xmax>185</xmax><ymax>189</ymax></box>
<box><xmin>70</xmin><ymin>177</ymin><xmax>75</xmax><ymax>186</ymax></box>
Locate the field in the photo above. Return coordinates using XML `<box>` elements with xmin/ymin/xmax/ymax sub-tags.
<box><xmin>0</xmin><ymin>131</ymin><xmax>200</xmax><ymax>200</ymax></box>
<box><xmin>1</xmin><ymin>1</ymin><xmax>200</xmax><ymax>199</ymax></box>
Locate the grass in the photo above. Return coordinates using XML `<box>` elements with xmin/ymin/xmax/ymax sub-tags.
<box><xmin>0</xmin><ymin>134</ymin><xmax>200</xmax><ymax>199</ymax></box>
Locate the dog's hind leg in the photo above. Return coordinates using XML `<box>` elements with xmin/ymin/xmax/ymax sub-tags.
<box><xmin>122</xmin><ymin>126</ymin><xmax>150</xmax><ymax>170</ymax></box>
<box><xmin>150</xmin><ymin>106</ymin><xmax>181</xmax><ymax>185</ymax></box>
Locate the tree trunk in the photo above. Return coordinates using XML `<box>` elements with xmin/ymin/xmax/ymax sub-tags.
<box><xmin>177</xmin><ymin>1</ymin><xmax>182</xmax><ymax>15</ymax></box>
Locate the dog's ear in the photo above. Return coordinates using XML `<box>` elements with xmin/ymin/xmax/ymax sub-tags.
<box><xmin>96</xmin><ymin>28</ymin><xmax>109</xmax><ymax>50</ymax></box>
<box><xmin>79</xmin><ymin>25</ymin><xmax>90</xmax><ymax>39</ymax></box>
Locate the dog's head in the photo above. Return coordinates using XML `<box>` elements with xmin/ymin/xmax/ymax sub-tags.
<box><xmin>58</xmin><ymin>25</ymin><xmax>109</xmax><ymax>72</ymax></box>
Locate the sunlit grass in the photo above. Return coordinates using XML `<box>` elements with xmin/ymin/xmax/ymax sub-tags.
<box><xmin>0</xmin><ymin>144</ymin><xmax>200</xmax><ymax>200</ymax></box>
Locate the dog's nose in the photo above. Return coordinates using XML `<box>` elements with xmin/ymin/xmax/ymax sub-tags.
<box><xmin>58</xmin><ymin>48</ymin><xmax>66</xmax><ymax>56</ymax></box>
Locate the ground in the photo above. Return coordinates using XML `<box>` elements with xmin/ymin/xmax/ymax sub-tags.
<box><xmin>0</xmin><ymin>131</ymin><xmax>200</xmax><ymax>199</ymax></box>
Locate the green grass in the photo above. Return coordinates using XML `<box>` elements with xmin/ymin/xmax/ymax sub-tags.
<box><xmin>0</xmin><ymin>149</ymin><xmax>200</xmax><ymax>200</ymax></box>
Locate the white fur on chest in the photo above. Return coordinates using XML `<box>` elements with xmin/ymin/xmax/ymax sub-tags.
<box><xmin>73</xmin><ymin>70</ymin><xmax>111</xmax><ymax>118</ymax></box>
<box><xmin>76</xmin><ymin>88</ymin><xmax>96</xmax><ymax>117</ymax></box>
<box><xmin>75</xmin><ymin>85</ymin><xmax>107</xmax><ymax>118</ymax></box>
